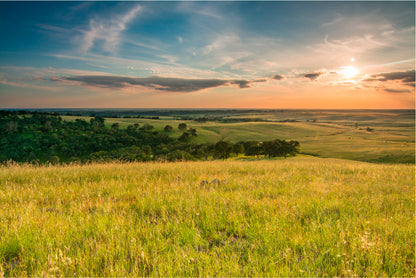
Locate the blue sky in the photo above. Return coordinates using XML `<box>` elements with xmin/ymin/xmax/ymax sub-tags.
<box><xmin>0</xmin><ymin>1</ymin><xmax>414</xmax><ymax>108</ymax></box>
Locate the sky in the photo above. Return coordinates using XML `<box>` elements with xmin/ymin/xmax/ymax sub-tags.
<box><xmin>0</xmin><ymin>1</ymin><xmax>414</xmax><ymax>109</ymax></box>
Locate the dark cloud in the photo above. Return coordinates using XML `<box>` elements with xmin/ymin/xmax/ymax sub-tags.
<box><xmin>230</xmin><ymin>80</ymin><xmax>251</xmax><ymax>88</ymax></box>
<box><xmin>364</xmin><ymin>70</ymin><xmax>415</xmax><ymax>83</ymax></box>
<box><xmin>58</xmin><ymin>75</ymin><xmax>259</xmax><ymax>92</ymax></box>
<box><xmin>272</xmin><ymin>74</ymin><xmax>284</xmax><ymax>80</ymax></box>
<box><xmin>303</xmin><ymin>72</ymin><xmax>324</xmax><ymax>80</ymax></box>
<box><xmin>384</xmin><ymin>88</ymin><xmax>411</xmax><ymax>93</ymax></box>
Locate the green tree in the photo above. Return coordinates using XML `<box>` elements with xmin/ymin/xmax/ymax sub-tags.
<box><xmin>90</xmin><ymin>116</ymin><xmax>105</xmax><ymax>129</ymax></box>
<box><xmin>279</xmin><ymin>140</ymin><xmax>299</xmax><ymax>158</ymax></box>
<box><xmin>262</xmin><ymin>140</ymin><xmax>280</xmax><ymax>158</ymax></box>
<box><xmin>244</xmin><ymin>141</ymin><xmax>262</xmax><ymax>157</ymax></box>
<box><xmin>164</xmin><ymin>125</ymin><xmax>173</xmax><ymax>132</ymax></box>
<box><xmin>214</xmin><ymin>141</ymin><xmax>233</xmax><ymax>159</ymax></box>
<box><xmin>232</xmin><ymin>143</ymin><xmax>245</xmax><ymax>155</ymax></box>
<box><xmin>178</xmin><ymin>132</ymin><xmax>190</xmax><ymax>142</ymax></box>
<box><xmin>111</xmin><ymin>123</ymin><xmax>120</xmax><ymax>131</ymax></box>
<box><xmin>142</xmin><ymin>124</ymin><xmax>154</xmax><ymax>131</ymax></box>
<box><xmin>189</xmin><ymin>128</ymin><xmax>197</xmax><ymax>136</ymax></box>
<box><xmin>178</xmin><ymin>123</ymin><xmax>187</xmax><ymax>131</ymax></box>
<box><xmin>167</xmin><ymin>150</ymin><xmax>195</xmax><ymax>161</ymax></box>
<box><xmin>142</xmin><ymin>145</ymin><xmax>152</xmax><ymax>155</ymax></box>
<box><xmin>263</xmin><ymin>139</ymin><xmax>300</xmax><ymax>159</ymax></box>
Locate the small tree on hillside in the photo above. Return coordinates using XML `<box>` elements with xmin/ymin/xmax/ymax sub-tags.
<box><xmin>189</xmin><ymin>128</ymin><xmax>197</xmax><ymax>136</ymax></box>
<box><xmin>178</xmin><ymin>132</ymin><xmax>190</xmax><ymax>142</ymax></box>
<box><xmin>178</xmin><ymin>123</ymin><xmax>187</xmax><ymax>131</ymax></box>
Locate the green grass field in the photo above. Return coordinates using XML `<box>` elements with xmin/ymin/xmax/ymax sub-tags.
<box><xmin>0</xmin><ymin>158</ymin><xmax>414</xmax><ymax>276</ymax></box>
<box><xmin>62</xmin><ymin>110</ymin><xmax>415</xmax><ymax>163</ymax></box>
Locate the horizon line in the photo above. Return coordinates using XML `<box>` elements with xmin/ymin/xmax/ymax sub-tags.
<box><xmin>2</xmin><ymin>107</ymin><xmax>415</xmax><ymax>111</ymax></box>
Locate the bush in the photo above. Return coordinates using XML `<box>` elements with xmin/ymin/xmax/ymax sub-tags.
<box><xmin>166</xmin><ymin>150</ymin><xmax>195</xmax><ymax>161</ymax></box>
<box><xmin>164</xmin><ymin>125</ymin><xmax>173</xmax><ymax>132</ymax></box>
<box><xmin>178</xmin><ymin>123</ymin><xmax>187</xmax><ymax>131</ymax></box>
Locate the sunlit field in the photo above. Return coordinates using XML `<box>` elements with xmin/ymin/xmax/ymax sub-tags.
<box><xmin>1</xmin><ymin>157</ymin><xmax>414</xmax><ymax>276</ymax></box>
<box><xmin>1</xmin><ymin>0</ymin><xmax>414</xmax><ymax>276</ymax></box>
<box><xmin>62</xmin><ymin>109</ymin><xmax>415</xmax><ymax>163</ymax></box>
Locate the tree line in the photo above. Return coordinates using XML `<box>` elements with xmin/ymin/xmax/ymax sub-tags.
<box><xmin>0</xmin><ymin>111</ymin><xmax>299</xmax><ymax>164</ymax></box>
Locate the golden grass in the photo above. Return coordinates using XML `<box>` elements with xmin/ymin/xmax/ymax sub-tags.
<box><xmin>0</xmin><ymin>157</ymin><xmax>414</xmax><ymax>276</ymax></box>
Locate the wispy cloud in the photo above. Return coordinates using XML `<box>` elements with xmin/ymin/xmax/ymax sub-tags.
<box><xmin>310</xmin><ymin>11</ymin><xmax>415</xmax><ymax>72</ymax></box>
<box><xmin>321</xmin><ymin>15</ymin><xmax>344</xmax><ymax>27</ymax></box>
<box><xmin>0</xmin><ymin>65</ymin><xmax>115</xmax><ymax>81</ymax></box>
<box><xmin>80</xmin><ymin>4</ymin><xmax>142</xmax><ymax>53</ymax></box>
<box><xmin>50</xmin><ymin>53</ymin><xmax>238</xmax><ymax>79</ymax></box>
<box><xmin>193</xmin><ymin>33</ymin><xmax>287</xmax><ymax>77</ymax></box>
<box><xmin>176</xmin><ymin>1</ymin><xmax>223</xmax><ymax>20</ymax></box>
<box><xmin>202</xmin><ymin>34</ymin><xmax>240</xmax><ymax>55</ymax></box>
<box><xmin>0</xmin><ymin>78</ymin><xmax>62</xmax><ymax>92</ymax></box>
<box><xmin>85</xmin><ymin>63</ymin><xmax>109</xmax><ymax>69</ymax></box>
<box><xmin>37</xmin><ymin>24</ymin><xmax>71</xmax><ymax>34</ymax></box>
<box><xmin>364</xmin><ymin>59</ymin><xmax>415</xmax><ymax>69</ymax></box>
<box><xmin>124</xmin><ymin>37</ymin><xmax>165</xmax><ymax>52</ymax></box>
<box><xmin>312</xmin><ymin>34</ymin><xmax>387</xmax><ymax>58</ymax></box>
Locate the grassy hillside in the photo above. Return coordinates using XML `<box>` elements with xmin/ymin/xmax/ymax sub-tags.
<box><xmin>0</xmin><ymin>158</ymin><xmax>414</xmax><ymax>276</ymax></box>
<box><xmin>62</xmin><ymin>110</ymin><xmax>415</xmax><ymax>163</ymax></box>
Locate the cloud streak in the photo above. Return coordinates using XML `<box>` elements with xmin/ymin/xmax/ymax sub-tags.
<box><xmin>384</xmin><ymin>88</ymin><xmax>411</xmax><ymax>93</ymax></box>
<box><xmin>364</xmin><ymin>70</ymin><xmax>415</xmax><ymax>83</ymax></box>
<box><xmin>81</xmin><ymin>4</ymin><xmax>142</xmax><ymax>53</ymax></box>
<box><xmin>56</xmin><ymin>75</ymin><xmax>260</xmax><ymax>92</ymax></box>
<box><xmin>0</xmin><ymin>78</ymin><xmax>62</xmax><ymax>92</ymax></box>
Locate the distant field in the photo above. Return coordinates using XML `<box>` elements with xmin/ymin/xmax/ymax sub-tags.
<box><xmin>0</xmin><ymin>158</ymin><xmax>414</xmax><ymax>276</ymax></box>
<box><xmin>62</xmin><ymin>110</ymin><xmax>415</xmax><ymax>163</ymax></box>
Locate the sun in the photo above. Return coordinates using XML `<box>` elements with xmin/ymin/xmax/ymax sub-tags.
<box><xmin>339</xmin><ymin>66</ymin><xmax>359</xmax><ymax>79</ymax></box>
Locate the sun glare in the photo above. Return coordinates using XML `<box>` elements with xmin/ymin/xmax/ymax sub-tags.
<box><xmin>339</xmin><ymin>66</ymin><xmax>359</xmax><ymax>79</ymax></box>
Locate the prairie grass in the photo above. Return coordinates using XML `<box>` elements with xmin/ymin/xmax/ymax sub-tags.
<box><xmin>0</xmin><ymin>157</ymin><xmax>414</xmax><ymax>276</ymax></box>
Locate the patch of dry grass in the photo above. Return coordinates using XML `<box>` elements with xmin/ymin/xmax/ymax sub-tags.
<box><xmin>0</xmin><ymin>158</ymin><xmax>414</xmax><ymax>276</ymax></box>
